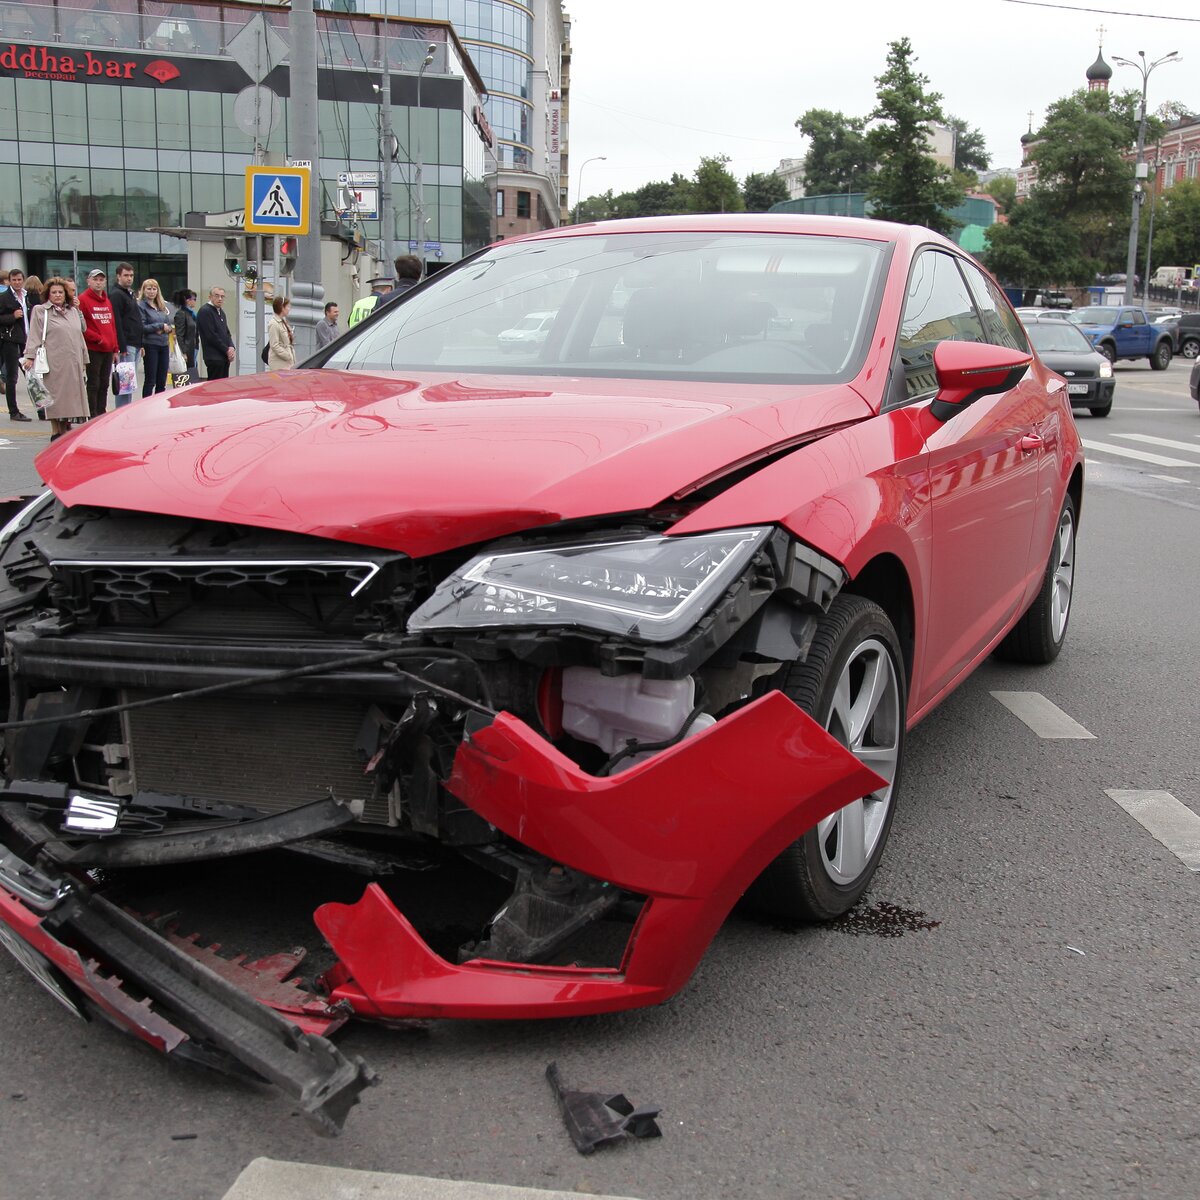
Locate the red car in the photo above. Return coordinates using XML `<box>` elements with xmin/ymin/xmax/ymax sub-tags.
<box><xmin>0</xmin><ymin>215</ymin><xmax>1082</xmax><ymax>1130</ymax></box>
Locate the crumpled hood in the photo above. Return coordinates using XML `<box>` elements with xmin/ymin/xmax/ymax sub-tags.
<box><xmin>36</xmin><ymin>370</ymin><xmax>870</xmax><ymax>557</ymax></box>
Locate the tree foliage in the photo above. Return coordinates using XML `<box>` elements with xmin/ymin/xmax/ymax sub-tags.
<box><xmin>866</xmin><ymin>39</ymin><xmax>964</xmax><ymax>235</ymax></box>
<box><xmin>692</xmin><ymin>155</ymin><xmax>744</xmax><ymax>214</ymax></box>
<box><xmin>1150</xmin><ymin>178</ymin><xmax>1200</xmax><ymax>270</ymax></box>
<box><xmin>743</xmin><ymin>170</ymin><xmax>790</xmax><ymax>212</ymax></box>
<box><xmin>982</xmin><ymin>88</ymin><xmax>1159</xmax><ymax>285</ymax></box>
<box><xmin>985</xmin><ymin>174</ymin><xmax>1017</xmax><ymax>215</ymax></box>
<box><xmin>946</xmin><ymin>115</ymin><xmax>990</xmax><ymax>174</ymax></box>
<box><xmin>794</xmin><ymin>108</ymin><xmax>877</xmax><ymax>196</ymax></box>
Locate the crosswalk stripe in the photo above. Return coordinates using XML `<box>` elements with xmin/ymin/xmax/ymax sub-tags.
<box><xmin>1081</xmin><ymin>440</ymin><xmax>1195</xmax><ymax>467</ymax></box>
<box><xmin>1114</xmin><ymin>433</ymin><xmax>1200</xmax><ymax>454</ymax></box>
<box><xmin>991</xmin><ymin>691</ymin><xmax>1095</xmax><ymax>739</ymax></box>
<box><xmin>1105</xmin><ymin>790</ymin><xmax>1200</xmax><ymax>872</ymax></box>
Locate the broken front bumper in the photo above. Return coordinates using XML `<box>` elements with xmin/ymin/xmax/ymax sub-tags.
<box><xmin>317</xmin><ymin>691</ymin><xmax>882</xmax><ymax>1019</ymax></box>
<box><xmin>0</xmin><ymin>690</ymin><xmax>879</xmax><ymax>1119</ymax></box>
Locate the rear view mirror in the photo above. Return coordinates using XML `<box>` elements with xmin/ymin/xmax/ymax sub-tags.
<box><xmin>930</xmin><ymin>341</ymin><xmax>1032</xmax><ymax>421</ymax></box>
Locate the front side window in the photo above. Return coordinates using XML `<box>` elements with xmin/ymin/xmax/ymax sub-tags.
<box><xmin>961</xmin><ymin>259</ymin><xmax>1029</xmax><ymax>353</ymax></box>
<box><xmin>898</xmin><ymin>251</ymin><xmax>985</xmax><ymax>399</ymax></box>
<box><xmin>324</xmin><ymin>231</ymin><xmax>890</xmax><ymax>385</ymax></box>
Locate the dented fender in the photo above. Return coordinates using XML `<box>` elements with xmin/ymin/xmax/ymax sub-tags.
<box><xmin>316</xmin><ymin>691</ymin><xmax>883</xmax><ymax>1019</ymax></box>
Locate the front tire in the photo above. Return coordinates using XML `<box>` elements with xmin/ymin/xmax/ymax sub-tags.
<box><xmin>1089</xmin><ymin>396</ymin><xmax>1112</xmax><ymax>418</ymax></box>
<box><xmin>1181</xmin><ymin>337</ymin><xmax>1200</xmax><ymax>360</ymax></box>
<box><xmin>750</xmin><ymin>595</ymin><xmax>905</xmax><ymax>921</ymax></box>
<box><xmin>995</xmin><ymin>494</ymin><xmax>1076</xmax><ymax>664</ymax></box>
<box><xmin>1150</xmin><ymin>341</ymin><xmax>1172</xmax><ymax>371</ymax></box>
<box><xmin>1098</xmin><ymin>342</ymin><xmax>1117</xmax><ymax>364</ymax></box>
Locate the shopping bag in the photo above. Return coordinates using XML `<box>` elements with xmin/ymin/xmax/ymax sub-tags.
<box><xmin>169</xmin><ymin>343</ymin><xmax>187</xmax><ymax>376</ymax></box>
<box><xmin>25</xmin><ymin>370</ymin><xmax>52</xmax><ymax>411</ymax></box>
<box><xmin>114</xmin><ymin>360</ymin><xmax>137</xmax><ymax>396</ymax></box>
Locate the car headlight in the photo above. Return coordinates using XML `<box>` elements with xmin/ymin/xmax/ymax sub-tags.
<box><xmin>409</xmin><ymin>527</ymin><xmax>771</xmax><ymax>643</ymax></box>
<box><xmin>0</xmin><ymin>491</ymin><xmax>53</xmax><ymax>555</ymax></box>
<box><xmin>1098</xmin><ymin>361</ymin><xmax>1113</xmax><ymax>378</ymax></box>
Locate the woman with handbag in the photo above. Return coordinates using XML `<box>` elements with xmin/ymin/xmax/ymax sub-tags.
<box><xmin>172</xmin><ymin>289</ymin><xmax>199</xmax><ymax>378</ymax></box>
<box><xmin>266</xmin><ymin>295</ymin><xmax>296</xmax><ymax>370</ymax></box>
<box><xmin>19</xmin><ymin>277</ymin><xmax>88</xmax><ymax>441</ymax></box>
<box><xmin>138</xmin><ymin>278</ymin><xmax>171</xmax><ymax>397</ymax></box>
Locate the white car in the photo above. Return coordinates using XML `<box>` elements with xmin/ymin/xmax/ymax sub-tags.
<box><xmin>497</xmin><ymin>310</ymin><xmax>556</xmax><ymax>350</ymax></box>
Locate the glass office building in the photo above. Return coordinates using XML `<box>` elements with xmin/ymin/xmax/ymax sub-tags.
<box><xmin>0</xmin><ymin>0</ymin><xmax>495</xmax><ymax>294</ymax></box>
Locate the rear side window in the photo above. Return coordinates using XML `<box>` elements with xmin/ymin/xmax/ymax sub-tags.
<box><xmin>961</xmin><ymin>260</ymin><xmax>1030</xmax><ymax>353</ymax></box>
<box><xmin>898</xmin><ymin>251</ymin><xmax>985</xmax><ymax>399</ymax></box>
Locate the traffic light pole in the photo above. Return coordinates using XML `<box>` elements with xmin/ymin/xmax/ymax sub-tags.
<box><xmin>289</xmin><ymin>0</ymin><xmax>323</xmax><ymax>362</ymax></box>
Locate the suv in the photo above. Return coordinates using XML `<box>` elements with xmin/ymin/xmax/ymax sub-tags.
<box><xmin>1177</xmin><ymin>313</ymin><xmax>1200</xmax><ymax>360</ymax></box>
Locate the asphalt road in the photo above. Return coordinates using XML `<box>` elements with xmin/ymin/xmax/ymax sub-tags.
<box><xmin>1</xmin><ymin>361</ymin><xmax>1198</xmax><ymax>1200</ymax></box>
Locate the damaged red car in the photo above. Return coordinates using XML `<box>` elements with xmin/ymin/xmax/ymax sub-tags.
<box><xmin>0</xmin><ymin>214</ymin><xmax>1083</xmax><ymax>1131</ymax></box>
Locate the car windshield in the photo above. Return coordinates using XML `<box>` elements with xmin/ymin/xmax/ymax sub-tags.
<box><xmin>1072</xmin><ymin>307</ymin><xmax>1118</xmax><ymax>324</ymax></box>
<box><xmin>1026</xmin><ymin>322</ymin><xmax>1095</xmax><ymax>354</ymax></box>
<box><xmin>324</xmin><ymin>231</ymin><xmax>890</xmax><ymax>383</ymax></box>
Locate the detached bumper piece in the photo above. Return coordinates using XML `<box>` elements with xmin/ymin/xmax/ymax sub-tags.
<box><xmin>546</xmin><ymin>1061</ymin><xmax>662</xmax><ymax>1155</ymax></box>
<box><xmin>0</xmin><ymin>876</ymin><xmax>376</xmax><ymax>1135</ymax></box>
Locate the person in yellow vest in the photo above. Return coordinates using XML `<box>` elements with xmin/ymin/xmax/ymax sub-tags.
<box><xmin>347</xmin><ymin>278</ymin><xmax>393</xmax><ymax>328</ymax></box>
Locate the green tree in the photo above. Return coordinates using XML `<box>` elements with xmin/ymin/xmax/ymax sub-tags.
<box><xmin>986</xmin><ymin>173</ymin><xmax>1017</xmax><ymax>215</ymax></box>
<box><xmin>866</xmin><ymin>39</ymin><xmax>964</xmax><ymax>234</ymax></box>
<box><xmin>794</xmin><ymin>108</ymin><xmax>877</xmax><ymax>196</ymax></box>
<box><xmin>1150</xmin><ymin>178</ymin><xmax>1200</xmax><ymax>270</ymax></box>
<box><xmin>946</xmin><ymin>115</ymin><xmax>990</xmax><ymax>174</ymax></box>
<box><xmin>743</xmin><ymin>171</ymin><xmax>790</xmax><ymax>212</ymax></box>
<box><xmin>983</xmin><ymin>192</ymin><xmax>1089</xmax><ymax>285</ymax></box>
<box><xmin>690</xmin><ymin>155</ymin><xmax>744</xmax><ymax>214</ymax></box>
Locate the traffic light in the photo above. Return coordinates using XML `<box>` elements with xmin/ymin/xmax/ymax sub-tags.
<box><xmin>279</xmin><ymin>237</ymin><xmax>297</xmax><ymax>277</ymax></box>
<box><xmin>223</xmin><ymin>236</ymin><xmax>244</xmax><ymax>278</ymax></box>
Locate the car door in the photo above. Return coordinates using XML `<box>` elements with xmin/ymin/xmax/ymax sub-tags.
<box><xmin>899</xmin><ymin>251</ymin><xmax>1042</xmax><ymax>711</ymax></box>
<box><xmin>1119</xmin><ymin>308</ymin><xmax>1150</xmax><ymax>356</ymax></box>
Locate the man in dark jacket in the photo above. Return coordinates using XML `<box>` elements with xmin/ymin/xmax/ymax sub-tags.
<box><xmin>0</xmin><ymin>268</ymin><xmax>39</xmax><ymax>420</ymax></box>
<box><xmin>197</xmin><ymin>286</ymin><xmax>236</xmax><ymax>379</ymax></box>
<box><xmin>108</xmin><ymin>263</ymin><xmax>142</xmax><ymax>364</ymax></box>
<box><xmin>375</xmin><ymin>254</ymin><xmax>423</xmax><ymax>310</ymax></box>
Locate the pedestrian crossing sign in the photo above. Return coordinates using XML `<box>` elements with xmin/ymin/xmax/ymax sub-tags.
<box><xmin>244</xmin><ymin>165</ymin><xmax>310</xmax><ymax>234</ymax></box>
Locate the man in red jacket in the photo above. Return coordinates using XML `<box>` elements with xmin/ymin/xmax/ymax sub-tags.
<box><xmin>78</xmin><ymin>268</ymin><xmax>119</xmax><ymax>418</ymax></box>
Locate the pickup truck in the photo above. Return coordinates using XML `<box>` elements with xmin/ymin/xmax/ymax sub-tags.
<box><xmin>1070</xmin><ymin>305</ymin><xmax>1174</xmax><ymax>369</ymax></box>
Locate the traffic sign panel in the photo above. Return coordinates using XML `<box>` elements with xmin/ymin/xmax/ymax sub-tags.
<box><xmin>244</xmin><ymin>165</ymin><xmax>310</xmax><ymax>234</ymax></box>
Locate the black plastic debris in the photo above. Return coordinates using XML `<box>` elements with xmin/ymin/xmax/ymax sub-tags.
<box><xmin>546</xmin><ymin>1062</ymin><xmax>662</xmax><ymax>1155</ymax></box>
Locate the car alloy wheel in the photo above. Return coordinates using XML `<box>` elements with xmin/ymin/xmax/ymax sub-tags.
<box><xmin>1150</xmin><ymin>342</ymin><xmax>1172</xmax><ymax>371</ymax></box>
<box><xmin>995</xmin><ymin>493</ymin><xmax>1076</xmax><ymax>664</ymax></box>
<box><xmin>749</xmin><ymin>595</ymin><xmax>905</xmax><ymax>921</ymax></box>
<box><xmin>1182</xmin><ymin>338</ymin><xmax>1200</xmax><ymax>360</ymax></box>
<box><xmin>1099</xmin><ymin>342</ymin><xmax>1117</xmax><ymax>364</ymax></box>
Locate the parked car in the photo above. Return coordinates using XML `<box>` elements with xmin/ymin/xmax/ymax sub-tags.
<box><xmin>497</xmin><ymin>309</ymin><xmax>556</xmax><ymax>350</ymax></box>
<box><xmin>1024</xmin><ymin>315</ymin><xmax>1115</xmax><ymax>417</ymax></box>
<box><xmin>1190</xmin><ymin>355</ymin><xmax>1200</xmax><ymax>408</ymax></box>
<box><xmin>1071</xmin><ymin>304</ymin><xmax>1174</xmax><ymax>368</ymax></box>
<box><xmin>0</xmin><ymin>214</ymin><xmax>1085</xmax><ymax>1129</ymax></box>
<box><xmin>1015</xmin><ymin>307</ymin><xmax>1072</xmax><ymax>321</ymax></box>
<box><xmin>1176</xmin><ymin>312</ymin><xmax>1200</xmax><ymax>360</ymax></box>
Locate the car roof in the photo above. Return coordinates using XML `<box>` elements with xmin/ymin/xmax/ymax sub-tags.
<box><xmin>499</xmin><ymin>212</ymin><xmax>957</xmax><ymax>253</ymax></box>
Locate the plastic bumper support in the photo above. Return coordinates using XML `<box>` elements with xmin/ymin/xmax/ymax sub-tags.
<box><xmin>316</xmin><ymin>690</ymin><xmax>884</xmax><ymax>1019</ymax></box>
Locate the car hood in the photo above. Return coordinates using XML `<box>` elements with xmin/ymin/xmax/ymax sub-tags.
<box><xmin>1037</xmin><ymin>349</ymin><xmax>1106</xmax><ymax>373</ymax></box>
<box><xmin>36</xmin><ymin>369</ymin><xmax>871</xmax><ymax>557</ymax></box>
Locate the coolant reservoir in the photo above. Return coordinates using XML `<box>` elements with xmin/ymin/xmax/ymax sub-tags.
<box><xmin>560</xmin><ymin>667</ymin><xmax>715</xmax><ymax>762</ymax></box>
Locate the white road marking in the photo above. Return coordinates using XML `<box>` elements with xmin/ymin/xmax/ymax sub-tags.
<box><xmin>1114</xmin><ymin>433</ymin><xmax>1200</xmax><ymax>454</ymax></box>
<box><xmin>1105</xmin><ymin>790</ymin><xmax>1200</xmax><ymax>872</ymax></box>
<box><xmin>223</xmin><ymin>1160</ymin><xmax>646</xmax><ymax>1199</ymax></box>
<box><xmin>1150</xmin><ymin>474</ymin><xmax>1190</xmax><ymax>484</ymax></box>
<box><xmin>991</xmin><ymin>691</ymin><xmax>1096</xmax><ymax>739</ymax></box>
<box><xmin>1081</xmin><ymin>440</ymin><xmax>1196</xmax><ymax>467</ymax></box>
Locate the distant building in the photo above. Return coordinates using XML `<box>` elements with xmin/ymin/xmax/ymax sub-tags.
<box><xmin>1139</xmin><ymin>116</ymin><xmax>1200</xmax><ymax>192</ymax></box>
<box><xmin>926</xmin><ymin>122</ymin><xmax>956</xmax><ymax>169</ymax></box>
<box><xmin>775</xmin><ymin>158</ymin><xmax>806</xmax><ymax>200</ymax></box>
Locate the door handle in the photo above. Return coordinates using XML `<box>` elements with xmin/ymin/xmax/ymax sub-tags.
<box><xmin>1020</xmin><ymin>434</ymin><xmax>1043</xmax><ymax>453</ymax></box>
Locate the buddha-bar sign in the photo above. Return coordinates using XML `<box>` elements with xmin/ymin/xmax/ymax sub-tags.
<box><xmin>0</xmin><ymin>44</ymin><xmax>182</xmax><ymax>84</ymax></box>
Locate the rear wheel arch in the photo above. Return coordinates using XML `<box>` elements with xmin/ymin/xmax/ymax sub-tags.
<box><xmin>841</xmin><ymin>553</ymin><xmax>915</xmax><ymax>692</ymax></box>
<box><xmin>1067</xmin><ymin>464</ymin><xmax>1083</xmax><ymax>529</ymax></box>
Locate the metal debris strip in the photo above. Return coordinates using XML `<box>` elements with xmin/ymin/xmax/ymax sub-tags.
<box><xmin>546</xmin><ymin>1062</ymin><xmax>662</xmax><ymax>1155</ymax></box>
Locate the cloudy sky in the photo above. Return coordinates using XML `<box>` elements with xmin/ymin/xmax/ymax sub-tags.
<box><xmin>562</xmin><ymin>0</ymin><xmax>1199</xmax><ymax>202</ymax></box>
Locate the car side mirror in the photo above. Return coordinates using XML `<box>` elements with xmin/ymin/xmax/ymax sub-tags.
<box><xmin>929</xmin><ymin>341</ymin><xmax>1032</xmax><ymax>422</ymax></box>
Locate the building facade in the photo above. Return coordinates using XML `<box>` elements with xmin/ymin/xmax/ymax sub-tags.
<box><xmin>0</xmin><ymin>0</ymin><xmax>494</xmax><ymax>294</ymax></box>
<box><xmin>346</xmin><ymin>1</ymin><xmax>569</xmax><ymax>238</ymax></box>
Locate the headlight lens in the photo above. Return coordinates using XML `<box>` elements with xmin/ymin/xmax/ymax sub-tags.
<box><xmin>1098</xmin><ymin>360</ymin><xmax>1113</xmax><ymax>378</ymax></box>
<box><xmin>409</xmin><ymin>527</ymin><xmax>771</xmax><ymax>643</ymax></box>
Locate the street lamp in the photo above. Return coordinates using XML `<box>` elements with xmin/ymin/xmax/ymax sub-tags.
<box><xmin>1112</xmin><ymin>49</ymin><xmax>1180</xmax><ymax>305</ymax></box>
<box><xmin>573</xmin><ymin>155</ymin><xmax>607</xmax><ymax>223</ymax></box>
<box><xmin>413</xmin><ymin>41</ymin><xmax>436</xmax><ymax>274</ymax></box>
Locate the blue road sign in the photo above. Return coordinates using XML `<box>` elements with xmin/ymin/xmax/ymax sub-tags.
<box><xmin>244</xmin><ymin>166</ymin><xmax>310</xmax><ymax>235</ymax></box>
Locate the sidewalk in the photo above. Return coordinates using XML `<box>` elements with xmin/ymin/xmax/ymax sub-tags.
<box><xmin>223</xmin><ymin>1159</ymin><xmax>644</xmax><ymax>1200</ymax></box>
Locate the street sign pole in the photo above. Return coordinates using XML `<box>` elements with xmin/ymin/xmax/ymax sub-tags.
<box><xmin>289</xmin><ymin>0</ymin><xmax>323</xmax><ymax>362</ymax></box>
<box><xmin>255</xmin><ymin>235</ymin><xmax>265</xmax><ymax>374</ymax></box>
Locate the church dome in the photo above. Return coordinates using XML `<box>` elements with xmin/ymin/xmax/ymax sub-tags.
<box><xmin>1086</xmin><ymin>49</ymin><xmax>1112</xmax><ymax>82</ymax></box>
